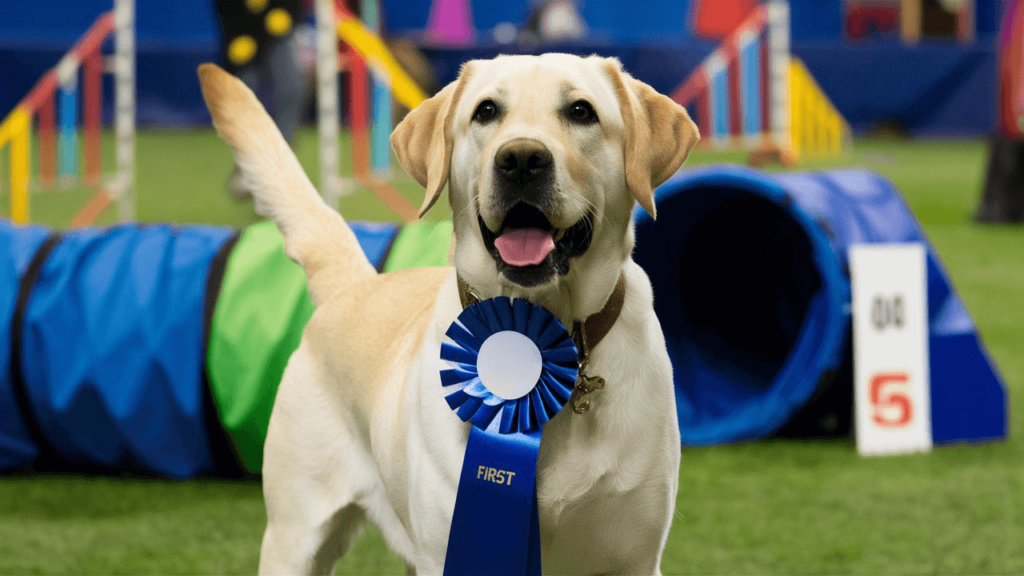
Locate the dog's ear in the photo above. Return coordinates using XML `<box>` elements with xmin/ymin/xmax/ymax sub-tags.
<box><xmin>601</xmin><ymin>59</ymin><xmax>700</xmax><ymax>220</ymax></box>
<box><xmin>391</xmin><ymin>64</ymin><xmax>472</xmax><ymax>218</ymax></box>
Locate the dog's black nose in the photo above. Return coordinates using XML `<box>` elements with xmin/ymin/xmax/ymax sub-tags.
<box><xmin>495</xmin><ymin>139</ymin><xmax>553</xmax><ymax>184</ymax></box>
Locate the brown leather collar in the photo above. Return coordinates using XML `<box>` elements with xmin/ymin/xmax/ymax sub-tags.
<box><xmin>456</xmin><ymin>273</ymin><xmax>627</xmax><ymax>354</ymax></box>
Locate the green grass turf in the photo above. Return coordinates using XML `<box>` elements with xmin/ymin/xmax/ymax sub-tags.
<box><xmin>1</xmin><ymin>133</ymin><xmax>1022</xmax><ymax>574</ymax></box>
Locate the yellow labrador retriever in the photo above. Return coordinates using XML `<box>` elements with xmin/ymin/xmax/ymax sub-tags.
<box><xmin>199</xmin><ymin>52</ymin><xmax>698</xmax><ymax>575</ymax></box>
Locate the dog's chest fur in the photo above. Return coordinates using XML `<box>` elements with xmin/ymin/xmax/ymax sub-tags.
<box><xmin>393</xmin><ymin>264</ymin><xmax>679</xmax><ymax>572</ymax></box>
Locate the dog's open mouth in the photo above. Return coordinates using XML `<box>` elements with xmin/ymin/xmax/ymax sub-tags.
<box><xmin>479</xmin><ymin>203</ymin><xmax>593</xmax><ymax>287</ymax></box>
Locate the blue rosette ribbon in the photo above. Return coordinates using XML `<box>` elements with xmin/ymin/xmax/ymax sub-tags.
<box><xmin>440</xmin><ymin>297</ymin><xmax>578</xmax><ymax>576</ymax></box>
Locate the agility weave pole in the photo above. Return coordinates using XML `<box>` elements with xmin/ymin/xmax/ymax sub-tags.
<box><xmin>315</xmin><ymin>0</ymin><xmax>426</xmax><ymax>222</ymax></box>
<box><xmin>0</xmin><ymin>0</ymin><xmax>135</xmax><ymax>227</ymax></box>
<box><xmin>671</xmin><ymin>1</ymin><xmax>849</xmax><ymax>166</ymax></box>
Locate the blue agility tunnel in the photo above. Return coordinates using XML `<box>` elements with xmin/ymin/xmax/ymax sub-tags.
<box><xmin>0</xmin><ymin>221</ymin><xmax>51</xmax><ymax>471</ymax></box>
<box><xmin>1</xmin><ymin>222</ymin><xmax>238</xmax><ymax>478</ymax></box>
<box><xmin>635</xmin><ymin>165</ymin><xmax>1008</xmax><ymax>446</ymax></box>
<box><xmin>0</xmin><ymin>219</ymin><xmax>410</xmax><ymax>478</ymax></box>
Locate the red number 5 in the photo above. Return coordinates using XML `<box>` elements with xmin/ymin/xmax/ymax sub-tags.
<box><xmin>870</xmin><ymin>372</ymin><xmax>912</xmax><ymax>427</ymax></box>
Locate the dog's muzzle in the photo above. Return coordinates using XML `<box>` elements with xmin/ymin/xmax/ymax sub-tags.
<box><xmin>480</xmin><ymin>140</ymin><xmax>593</xmax><ymax>288</ymax></box>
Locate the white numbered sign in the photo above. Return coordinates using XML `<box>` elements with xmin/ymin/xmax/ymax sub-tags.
<box><xmin>850</xmin><ymin>244</ymin><xmax>932</xmax><ymax>456</ymax></box>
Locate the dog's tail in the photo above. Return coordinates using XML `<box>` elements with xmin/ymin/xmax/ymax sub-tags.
<box><xmin>198</xmin><ymin>63</ymin><xmax>375</xmax><ymax>305</ymax></box>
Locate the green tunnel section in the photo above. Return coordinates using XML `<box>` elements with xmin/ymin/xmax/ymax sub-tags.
<box><xmin>206</xmin><ymin>220</ymin><xmax>453</xmax><ymax>473</ymax></box>
<box><xmin>384</xmin><ymin>220</ymin><xmax>454</xmax><ymax>272</ymax></box>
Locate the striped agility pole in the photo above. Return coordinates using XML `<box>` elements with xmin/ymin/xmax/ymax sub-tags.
<box><xmin>672</xmin><ymin>4</ymin><xmax>770</xmax><ymax>150</ymax></box>
<box><xmin>113</xmin><ymin>0</ymin><xmax>136</xmax><ymax>223</ymax></box>
<box><xmin>360</xmin><ymin>0</ymin><xmax>393</xmax><ymax>180</ymax></box>
<box><xmin>0</xmin><ymin>2</ymin><xmax>134</xmax><ymax>226</ymax></box>
<box><xmin>7</xmin><ymin>112</ymin><xmax>31</xmax><ymax>224</ymax></box>
<box><xmin>58</xmin><ymin>66</ymin><xmax>78</xmax><ymax>185</ymax></box>
<box><xmin>315</xmin><ymin>0</ymin><xmax>343</xmax><ymax>204</ymax></box>
<box><xmin>670</xmin><ymin>1</ymin><xmax>848</xmax><ymax>165</ymax></box>
<box><xmin>315</xmin><ymin>0</ymin><xmax>426</xmax><ymax>222</ymax></box>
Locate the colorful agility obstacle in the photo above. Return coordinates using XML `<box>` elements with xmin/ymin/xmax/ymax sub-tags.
<box><xmin>0</xmin><ymin>164</ymin><xmax>1006</xmax><ymax>478</ymax></box>
<box><xmin>671</xmin><ymin>1</ymin><xmax>850</xmax><ymax>166</ymax></box>
<box><xmin>635</xmin><ymin>166</ymin><xmax>1005</xmax><ymax>446</ymax></box>
<box><xmin>0</xmin><ymin>218</ymin><xmax>451</xmax><ymax>477</ymax></box>
<box><xmin>787</xmin><ymin>58</ymin><xmax>848</xmax><ymax>160</ymax></box>
<box><xmin>315</xmin><ymin>0</ymin><xmax>427</xmax><ymax>222</ymax></box>
<box><xmin>0</xmin><ymin>0</ymin><xmax>135</xmax><ymax>227</ymax></box>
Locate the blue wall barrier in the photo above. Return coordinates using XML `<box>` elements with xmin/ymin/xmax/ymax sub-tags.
<box><xmin>0</xmin><ymin>0</ymin><xmax>1004</xmax><ymax>134</ymax></box>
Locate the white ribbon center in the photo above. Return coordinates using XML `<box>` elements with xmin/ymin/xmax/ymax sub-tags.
<box><xmin>476</xmin><ymin>330</ymin><xmax>543</xmax><ymax>400</ymax></box>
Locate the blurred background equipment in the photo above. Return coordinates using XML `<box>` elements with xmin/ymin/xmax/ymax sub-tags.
<box><xmin>0</xmin><ymin>0</ymin><xmax>135</xmax><ymax>226</ymax></box>
<box><xmin>976</xmin><ymin>0</ymin><xmax>1024</xmax><ymax>222</ymax></box>
<box><xmin>693</xmin><ymin>0</ymin><xmax>761</xmax><ymax>40</ymax></box>
<box><xmin>213</xmin><ymin>0</ymin><xmax>308</xmax><ymax>196</ymax></box>
<box><xmin>519</xmin><ymin>0</ymin><xmax>588</xmax><ymax>44</ymax></box>
<box><xmin>315</xmin><ymin>0</ymin><xmax>427</xmax><ymax>219</ymax></box>
<box><xmin>0</xmin><ymin>0</ymin><xmax>1000</xmax><ymax>133</ymax></box>
<box><xmin>669</xmin><ymin>2</ymin><xmax>852</xmax><ymax>166</ymax></box>
<box><xmin>844</xmin><ymin>0</ymin><xmax>976</xmax><ymax>43</ymax></box>
<box><xmin>425</xmin><ymin>0</ymin><xmax>474</xmax><ymax>45</ymax></box>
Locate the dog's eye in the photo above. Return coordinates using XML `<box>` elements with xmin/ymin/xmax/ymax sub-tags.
<box><xmin>473</xmin><ymin>100</ymin><xmax>498</xmax><ymax>123</ymax></box>
<box><xmin>568</xmin><ymin>100</ymin><xmax>597</xmax><ymax>124</ymax></box>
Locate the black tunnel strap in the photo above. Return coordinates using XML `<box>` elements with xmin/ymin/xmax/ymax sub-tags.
<box><xmin>374</xmin><ymin>226</ymin><xmax>403</xmax><ymax>273</ymax></box>
<box><xmin>200</xmin><ymin>229</ymin><xmax>249</xmax><ymax>478</ymax></box>
<box><xmin>9</xmin><ymin>233</ymin><xmax>64</xmax><ymax>465</ymax></box>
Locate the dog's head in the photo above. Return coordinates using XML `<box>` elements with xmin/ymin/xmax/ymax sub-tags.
<box><xmin>392</xmin><ymin>54</ymin><xmax>698</xmax><ymax>317</ymax></box>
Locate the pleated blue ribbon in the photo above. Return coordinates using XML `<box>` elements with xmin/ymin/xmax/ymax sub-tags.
<box><xmin>440</xmin><ymin>297</ymin><xmax>578</xmax><ymax>576</ymax></box>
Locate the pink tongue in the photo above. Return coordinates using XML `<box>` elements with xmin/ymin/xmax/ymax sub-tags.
<box><xmin>495</xmin><ymin>229</ymin><xmax>555</xmax><ymax>266</ymax></box>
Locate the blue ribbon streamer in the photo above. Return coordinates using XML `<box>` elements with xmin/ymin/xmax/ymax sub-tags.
<box><xmin>444</xmin><ymin>426</ymin><xmax>542</xmax><ymax>576</ymax></box>
<box><xmin>440</xmin><ymin>297</ymin><xmax>577</xmax><ymax>575</ymax></box>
